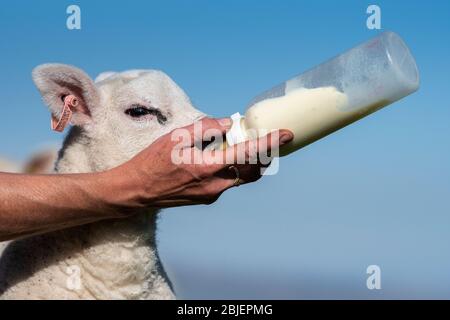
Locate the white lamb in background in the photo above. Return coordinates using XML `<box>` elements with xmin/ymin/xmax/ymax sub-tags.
<box><xmin>0</xmin><ymin>158</ymin><xmax>20</xmax><ymax>173</ymax></box>
<box><xmin>0</xmin><ymin>64</ymin><xmax>205</xmax><ymax>299</ymax></box>
<box><xmin>0</xmin><ymin>149</ymin><xmax>56</xmax><ymax>174</ymax></box>
<box><xmin>22</xmin><ymin>148</ymin><xmax>58</xmax><ymax>174</ymax></box>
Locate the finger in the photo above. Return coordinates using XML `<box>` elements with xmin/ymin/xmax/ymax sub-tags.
<box><xmin>177</xmin><ymin>178</ymin><xmax>232</xmax><ymax>204</ymax></box>
<box><xmin>222</xmin><ymin>129</ymin><xmax>293</xmax><ymax>165</ymax></box>
<box><xmin>209</xmin><ymin>176</ymin><xmax>241</xmax><ymax>195</ymax></box>
<box><xmin>152</xmin><ymin>199</ymin><xmax>203</xmax><ymax>208</ymax></box>
<box><xmin>170</xmin><ymin>117</ymin><xmax>231</xmax><ymax>149</ymax></box>
<box><xmin>193</xmin><ymin>117</ymin><xmax>232</xmax><ymax>140</ymax></box>
<box><xmin>195</xmin><ymin>118</ymin><xmax>232</xmax><ymax>151</ymax></box>
<box><xmin>204</xmin><ymin>118</ymin><xmax>232</xmax><ymax>138</ymax></box>
<box><xmin>201</xmin><ymin>129</ymin><xmax>292</xmax><ymax>173</ymax></box>
<box><xmin>234</xmin><ymin>164</ymin><xmax>263</xmax><ymax>183</ymax></box>
<box><xmin>214</xmin><ymin>164</ymin><xmax>261</xmax><ymax>190</ymax></box>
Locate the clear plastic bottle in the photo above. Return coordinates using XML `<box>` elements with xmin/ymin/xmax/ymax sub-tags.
<box><xmin>225</xmin><ymin>31</ymin><xmax>420</xmax><ymax>156</ymax></box>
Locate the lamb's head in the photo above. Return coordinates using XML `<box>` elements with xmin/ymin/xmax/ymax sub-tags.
<box><xmin>33</xmin><ymin>64</ymin><xmax>205</xmax><ymax>172</ymax></box>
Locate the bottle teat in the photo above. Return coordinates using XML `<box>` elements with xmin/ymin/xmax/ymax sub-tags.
<box><xmin>226</xmin><ymin>112</ymin><xmax>246</xmax><ymax>146</ymax></box>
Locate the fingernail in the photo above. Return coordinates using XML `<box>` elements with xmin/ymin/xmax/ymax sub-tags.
<box><xmin>217</xmin><ymin>118</ymin><xmax>232</xmax><ymax>128</ymax></box>
<box><xmin>279</xmin><ymin>133</ymin><xmax>293</xmax><ymax>145</ymax></box>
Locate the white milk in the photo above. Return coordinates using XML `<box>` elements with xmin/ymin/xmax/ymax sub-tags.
<box><xmin>228</xmin><ymin>86</ymin><xmax>388</xmax><ymax>156</ymax></box>
<box><xmin>223</xmin><ymin>32</ymin><xmax>419</xmax><ymax>156</ymax></box>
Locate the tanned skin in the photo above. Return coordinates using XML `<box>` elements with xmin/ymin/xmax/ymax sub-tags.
<box><xmin>0</xmin><ymin>118</ymin><xmax>293</xmax><ymax>241</ymax></box>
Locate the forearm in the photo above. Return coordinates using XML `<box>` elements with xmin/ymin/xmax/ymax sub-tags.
<box><xmin>0</xmin><ymin>119</ymin><xmax>293</xmax><ymax>242</ymax></box>
<box><xmin>0</xmin><ymin>170</ymin><xmax>133</xmax><ymax>241</ymax></box>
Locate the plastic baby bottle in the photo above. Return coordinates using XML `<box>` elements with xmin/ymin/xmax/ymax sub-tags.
<box><xmin>225</xmin><ymin>31</ymin><xmax>420</xmax><ymax>156</ymax></box>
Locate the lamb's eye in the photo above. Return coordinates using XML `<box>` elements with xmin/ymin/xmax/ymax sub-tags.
<box><xmin>125</xmin><ymin>105</ymin><xmax>151</xmax><ymax>118</ymax></box>
<box><xmin>124</xmin><ymin>104</ymin><xmax>168</xmax><ymax>124</ymax></box>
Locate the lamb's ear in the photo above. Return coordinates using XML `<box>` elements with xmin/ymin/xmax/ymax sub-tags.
<box><xmin>32</xmin><ymin>63</ymin><xmax>100</xmax><ymax>126</ymax></box>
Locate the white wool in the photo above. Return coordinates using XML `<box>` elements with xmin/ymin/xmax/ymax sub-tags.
<box><xmin>0</xmin><ymin>64</ymin><xmax>205</xmax><ymax>299</ymax></box>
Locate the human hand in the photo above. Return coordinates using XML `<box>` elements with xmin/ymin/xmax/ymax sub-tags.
<box><xmin>107</xmin><ymin>117</ymin><xmax>293</xmax><ymax>209</ymax></box>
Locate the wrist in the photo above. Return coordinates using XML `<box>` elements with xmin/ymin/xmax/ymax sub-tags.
<box><xmin>94</xmin><ymin>165</ymin><xmax>149</xmax><ymax>217</ymax></box>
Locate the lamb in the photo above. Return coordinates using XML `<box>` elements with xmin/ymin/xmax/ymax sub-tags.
<box><xmin>0</xmin><ymin>149</ymin><xmax>57</xmax><ymax>174</ymax></box>
<box><xmin>0</xmin><ymin>64</ymin><xmax>205</xmax><ymax>299</ymax></box>
<box><xmin>0</xmin><ymin>158</ymin><xmax>20</xmax><ymax>173</ymax></box>
<box><xmin>22</xmin><ymin>149</ymin><xmax>57</xmax><ymax>174</ymax></box>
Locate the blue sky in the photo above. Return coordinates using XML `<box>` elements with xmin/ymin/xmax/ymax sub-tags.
<box><xmin>1</xmin><ymin>1</ymin><xmax>450</xmax><ymax>298</ymax></box>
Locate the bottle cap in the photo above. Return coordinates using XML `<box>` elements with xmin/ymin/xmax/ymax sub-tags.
<box><xmin>225</xmin><ymin>112</ymin><xmax>246</xmax><ymax>146</ymax></box>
